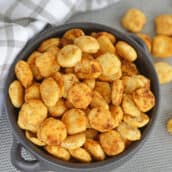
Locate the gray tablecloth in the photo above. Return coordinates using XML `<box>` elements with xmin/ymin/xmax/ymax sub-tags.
<box><xmin>1</xmin><ymin>0</ymin><xmax>172</xmax><ymax>171</ymax></box>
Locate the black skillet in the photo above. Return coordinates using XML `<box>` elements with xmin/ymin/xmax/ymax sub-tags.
<box><xmin>4</xmin><ymin>23</ymin><xmax>160</xmax><ymax>172</ymax></box>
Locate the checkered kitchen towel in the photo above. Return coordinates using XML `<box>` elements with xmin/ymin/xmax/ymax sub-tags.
<box><xmin>0</xmin><ymin>0</ymin><xmax>119</xmax><ymax>114</ymax></box>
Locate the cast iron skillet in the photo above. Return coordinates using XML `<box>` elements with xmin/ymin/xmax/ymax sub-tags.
<box><xmin>4</xmin><ymin>23</ymin><xmax>160</xmax><ymax>172</ymax></box>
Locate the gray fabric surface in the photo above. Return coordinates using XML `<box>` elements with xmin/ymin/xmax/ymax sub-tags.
<box><xmin>1</xmin><ymin>0</ymin><xmax>172</xmax><ymax>171</ymax></box>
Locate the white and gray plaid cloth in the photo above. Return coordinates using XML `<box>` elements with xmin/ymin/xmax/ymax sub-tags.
<box><xmin>0</xmin><ymin>0</ymin><xmax>119</xmax><ymax>114</ymax></box>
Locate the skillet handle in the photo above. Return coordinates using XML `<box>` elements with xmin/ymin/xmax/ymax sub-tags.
<box><xmin>129</xmin><ymin>34</ymin><xmax>147</xmax><ymax>51</ymax></box>
<box><xmin>129</xmin><ymin>34</ymin><xmax>153</xmax><ymax>63</ymax></box>
<box><xmin>11</xmin><ymin>137</ymin><xmax>41</xmax><ymax>172</ymax></box>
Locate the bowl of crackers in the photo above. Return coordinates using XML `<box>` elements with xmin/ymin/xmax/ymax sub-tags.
<box><xmin>4</xmin><ymin>22</ymin><xmax>159</xmax><ymax>172</ymax></box>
